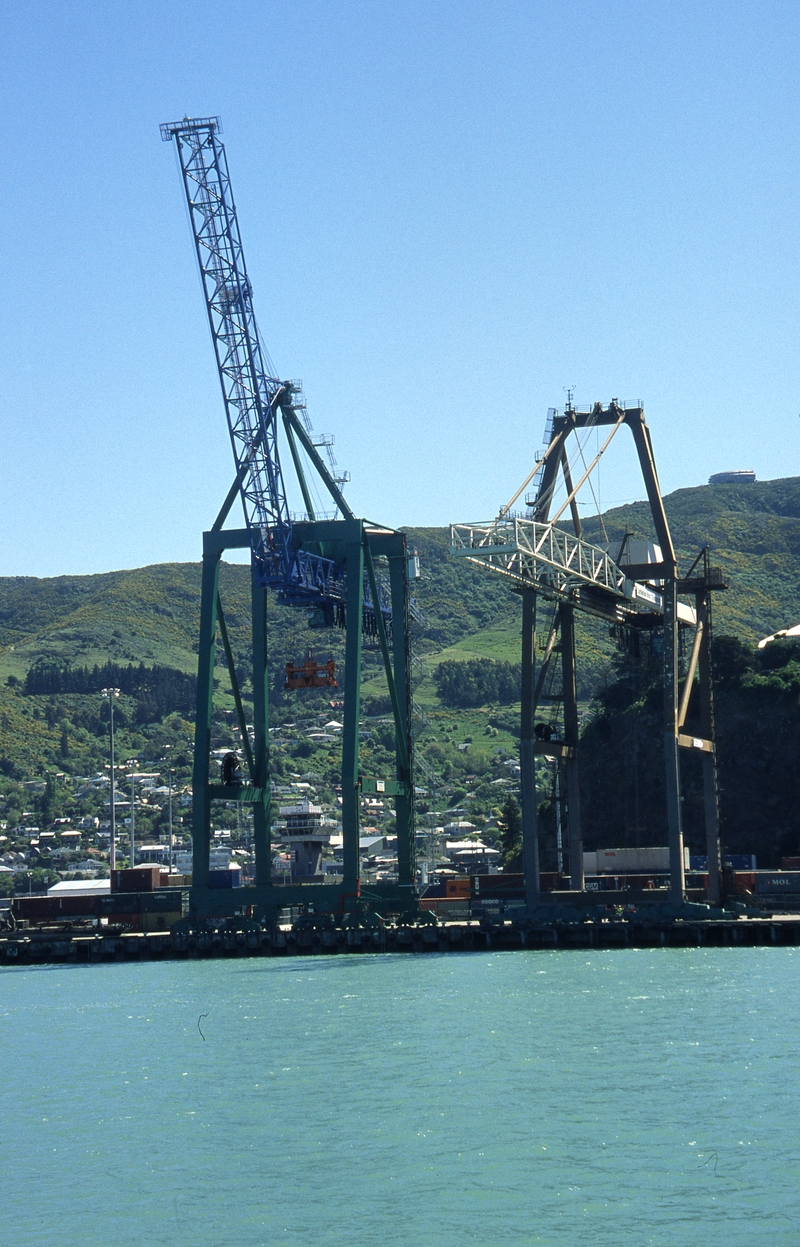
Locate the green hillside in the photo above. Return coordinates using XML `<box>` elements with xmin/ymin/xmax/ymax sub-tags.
<box><xmin>1</xmin><ymin>476</ymin><xmax>799</xmax><ymax>785</ymax></box>
<box><xmin>584</xmin><ymin>475</ymin><xmax>800</xmax><ymax>641</ymax></box>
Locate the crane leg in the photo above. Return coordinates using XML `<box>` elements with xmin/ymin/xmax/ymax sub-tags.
<box><xmin>389</xmin><ymin>543</ymin><xmax>414</xmax><ymax>892</ymax></box>
<box><xmin>521</xmin><ymin>590</ymin><xmax>541</xmax><ymax>910</ymax></box>
<box><xmin>192</xmin><ymin>537</ymin><xmax>222</xmax><ymax>891</ymax></box>
<box><xmin>251</xmin><ymin>569</ymin><xmax>271</xmax><ymax>886</ymax></box>
<box><xmin>664</xmin><ymin>577</ymin><xmax>686</xmax><ymax>903</ymax></box>
<box><xmin>560</xmin><ymin>603</ymin><xmax>584</xmax><ymax>891</ymax></box>
<box><xmin>341</xmin><ymin>525</ymin><xmax>364</xmax><ymax>893</ymax></box>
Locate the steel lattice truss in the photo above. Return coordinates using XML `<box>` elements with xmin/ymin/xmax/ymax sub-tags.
<box><xmin>450</xmin><ymin>517</ymin><xmax>666</xmax><ymax>620</ymax></box>
<box><xmin>161</xmin><ymin>116</ymin><xmax>345</xmax><ymax>604</ymax></box>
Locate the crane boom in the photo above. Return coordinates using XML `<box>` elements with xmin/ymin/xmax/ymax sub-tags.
<box><xmin>162</xmin><ymin>117</ymin><xmax>413</xmax><ymax>918</ymax></box>
<box><xmin>160</xmin><ymin>115</ymin><xmax>349</xmax><ymax>607</ymax></box>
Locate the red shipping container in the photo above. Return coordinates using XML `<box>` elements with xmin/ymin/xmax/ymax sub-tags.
<box><xmin>111</xmin><ymin>866</ymin><xmax>161</xmax><ymax>893</ymax></box>
<box><xmin>13</xmin><ymin>894</ymin><xmax>103</xmax><ymax>922</ymax></box>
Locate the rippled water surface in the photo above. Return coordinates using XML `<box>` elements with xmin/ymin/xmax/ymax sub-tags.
<box><xmin>2</xmin><ymin>947</ymin><xmax>799</xmax><ymax>1246</ymax></box>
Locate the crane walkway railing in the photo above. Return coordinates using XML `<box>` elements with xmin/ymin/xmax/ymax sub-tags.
<box><xmin>450</xmin><ymin>518</ymin><xmax>628</xmax><ymax>594</ymax></box>
<box><xmin>450</xmin><ymin>518</ymin><xmax>689</xmax><ymax>623</ymax></box>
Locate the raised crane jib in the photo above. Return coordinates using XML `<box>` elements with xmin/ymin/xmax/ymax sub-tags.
<box><xmin>160</xmin><ymin>116</ymin><xmax>346</xmax><ymax>608</ymax></box>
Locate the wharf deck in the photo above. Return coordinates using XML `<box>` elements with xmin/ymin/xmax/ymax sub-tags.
<box><xmin>2</xmin><ymin>915</ymin><xmax>800</xmax><ymax>965</ymax></box>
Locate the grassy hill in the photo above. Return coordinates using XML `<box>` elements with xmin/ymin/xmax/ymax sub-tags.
<box><xmin>1</xmin><ymin>476</ymin><xmax>799</xmax><ymax>781</ymax></box>
<box><xmin>584</xmin><ymin>475</ymin><xmax>800</xmax><ymax>641</ymax></box>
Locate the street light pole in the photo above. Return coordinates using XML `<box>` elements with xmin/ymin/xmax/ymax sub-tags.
<box><xmin>101</xmin><ymin>688</ymin><xmax>121</xmax><ymax>872</ymax></box>
<box><xmin>168</xmin><ymin>766</ymin><xmax>174</xmax><ymax>875</ymax></box>
<box><xmin>130</xmin><ymin>766</ymin><xmax>136</xmax><ymax>867</ymax></box>
<box><xmin>161</xmin><ymin>746</ymin><xmax>174</xmax><ymax>876</ymax></box>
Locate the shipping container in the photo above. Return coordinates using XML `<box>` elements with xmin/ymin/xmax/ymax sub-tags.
<box><xmin>726</xmin><ymin>855</ymin><xmax>757</xmax><ymax>871</ymax></box>
<box><xmin>142</xmin><ymin>889</ymin><xmax>188</xmax><ymax>911</ymax></box>
<box><xmin>419</xmin><ymin>878</ymin><xmax>447</xmax><ymax>899</ymax></box>
<box><xmin>584</xmin><ymin>847</ymin><xmax>689</xmax><ymax>874</ymax></box>
<box><xmin>690</xmin><ymin>854</ymin><xmax>757</xmax><ymax>871</ymax></box>
<box><xmin>141</xmin><ymin>911</ymin><xmax>182</xmax><ymax>932</ymax></box>
<box><xmin>473</xmin><ymin>897</ymin><xmax>526</xmax><ymax>916</ymax></box>
<box><xmin>780</xmin><ymin>857</ymin><xmax>800</xmax><ymax>871</ymax></box>
<box><xmin>418</xmin><ymin>898</ymin><xmax>470</xmax><ymax>919</ymax></box>
<box><xmin>445</xmin><ymin>877</ymin><xmax>471</xmax><ymax>899</ymax></box>
<box><xmin>99</xmin><ymin>889</ymin><xmax>189</xmax><ymax>915</ymax></box>
<box><xmin>111</xmin><ymin>866</ymin><xmax>161</xmax><ymax>893</ymax></box>
<box><xmin>13</xmin><ymin>894</ymin><xmax>103</xmax><ymax>922</ymax></box>
<box><xmin>472</xmin><ymin>875</ymin><xmax>511</xmax><ymax>898</ymax></box>
<box><xmin>684</xmin><ymin>871</ymin><xmax>755</xmax><ymax>895</ymax></box>
<box><xmin>707</xmin><ymin>870</ymin><xmax>755</xmax><ymax>895</ymax></box>
<box><xmin>11</xmin><ymin>888</ymin><xmax>188</xmax><ymax>928</ymax></box>
<box><xmin>755</xmin><ymin>871</ymin><xmax>800</xmax><ymax>894</ymax></box>
<box><xmin>99</xmin><ymin>911</ymin><xmax>183</xmax><ymax>933</ymax></box>
<box><xmin>208</xmin><ymin>867</ymin><xmax>241</xmax><ymax>889</ymax></box>
<box><xmin>159</xmin><ymin>872</ymin><xmax>191</xmax><ymax>887</ymax></box>
<box><xmin>471</xmin><ymin>873</ymin><xmax>524</xmax><ymax>899</ymax></box>
<box><xmin>583</xmin><ymin>873</ymin><xmax>667</xmax><ymax>892</ymax></box>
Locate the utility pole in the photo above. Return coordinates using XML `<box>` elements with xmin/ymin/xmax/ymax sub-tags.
<box><xmin>130</xmin><ymin>764</ymin><xmax>137</xmax><ymax>868</ymax></box>
<box><xmin>168</xmin><ymin>765</ymin><xmax>174</xmax><ymax>876</ymax></box>
<box><xmin>101</xmin><ymin>688</ymin><xmax>120</xmax><ymax>872</ymax></box>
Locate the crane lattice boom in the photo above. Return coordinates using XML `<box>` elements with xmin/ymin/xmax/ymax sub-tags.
<box><xmin>161</xmin><ymin>115</ymin><xmax>347</xmax><ymax>607</ymax></box>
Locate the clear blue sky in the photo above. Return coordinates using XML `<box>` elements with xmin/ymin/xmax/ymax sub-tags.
<box><xmin>1</xmin><ymin>0</ymin><xmax>799</xmax><ymax>577</ymax></box>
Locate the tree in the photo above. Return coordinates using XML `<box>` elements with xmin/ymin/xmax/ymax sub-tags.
<box><xmin>497</xmin><ymin>795</ymin><xmax>522</xmax><ymax>869</ymax></box>
<box><xmin>434</xmin><ymin>658</ymin><xmax>521</xmax><ymax>708</ymax></box>
<box><xmin>39</xmin><ymin>773</ymin><xmax>55</xmax><ymax>827</ymax></box>
<box><xmin>578</xmin><ymin>633</ymin><xmax>800</xmax><ymax>866</ymax></box>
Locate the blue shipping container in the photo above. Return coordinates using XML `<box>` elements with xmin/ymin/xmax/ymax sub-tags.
<box><xmin>208</xmin><ymin>868</ymin><xmax>241</xmax><ymax>889</ymax></box>
<box><xmin>689</xmin><ymin>854</ymin><xmax>756</xmax><ymax>871</ymax></box>
<box><xmin>755</xmin><ymin>872</ymin><xmax>800</xmax><ymax>894</ymax></box>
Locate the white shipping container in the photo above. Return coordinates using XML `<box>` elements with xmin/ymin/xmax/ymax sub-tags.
<box><xmin>584</xmin><ymin>846</ymin><xmax>689</xmax><ymax>874</ymax></box>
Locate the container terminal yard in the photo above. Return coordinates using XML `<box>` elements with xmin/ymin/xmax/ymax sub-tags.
<box><xmin>5</xmin><ymin>857</ymin><xmax>800</xmax><ymax>964</ymax></box>
<box><xmin>4</xmin><ymin>116</ymin><xmax>800</xmax><ymax>962</ymax></box>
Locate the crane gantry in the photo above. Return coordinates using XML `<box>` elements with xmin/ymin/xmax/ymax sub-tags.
<box><xmin>161</xmin><ymin>116</ymin><xmax>415</xmax><ymax>920</ymax></box>
<box><xmin>452</xmin><ymin>398</ymin><xmax>726</xmax><ymax>911</ymax></box>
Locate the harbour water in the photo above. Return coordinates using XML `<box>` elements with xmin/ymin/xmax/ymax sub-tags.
<box><xmin>2</xmin><ymin>947</ymin><xmax>799</xmax><ymax>1246</ymax></box>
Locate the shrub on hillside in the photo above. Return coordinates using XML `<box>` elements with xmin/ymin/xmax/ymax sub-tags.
<box><xmin>434</xmin><ymin>658</ymin><xmax>521</xmax><ymax>708</ymax></box>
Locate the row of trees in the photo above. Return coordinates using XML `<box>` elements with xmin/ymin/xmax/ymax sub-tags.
<box><xmin>23</xmin><ymin>660</ymin><xmax>196</xmax><ymax>724</ymax></box>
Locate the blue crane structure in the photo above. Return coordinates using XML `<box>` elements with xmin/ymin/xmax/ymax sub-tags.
<box><xmin>161</xmin><ymin>116</ymin><xmax>415</xmax><ymax>921</ymax></box>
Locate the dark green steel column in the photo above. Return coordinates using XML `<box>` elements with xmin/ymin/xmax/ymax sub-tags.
<box><xmin>341</xmin><ymin>525</ymin><xmax>364</xmax><ymax>891</ymax></box>
<box><xmin>251</xmin><ymin>567</ymin><xmax>271</xmax><ymax>886</ymax></box>
<box><xmin>389</xmin><ymin>540</ymin><xmax>414</xmax><ymax>891</ymax></box>
<box><xmin>521</xmin><ymin>589</ymin><xmax>541</xmax><ymax>910</ymax></box>
<box><xmin>698</xmin><ymin>593</ymin><xmax>722</xmax><ymax>906</ymax></box>
<box><xmin>559</xmin><ymin>603</ymin><xmax>584</xmax><ymax>891</ymax></box>
<box><xmin>192</xmin><ymin>537</ymin><xmax>222</xmax><ymax>891</ymax></box>
<box><xmin>663</xmin><ymin>577</ymin><xmax>685</xmax><ymax>903</ymax></box>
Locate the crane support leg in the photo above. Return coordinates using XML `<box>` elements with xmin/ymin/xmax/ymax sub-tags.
<box><xmin>251</xmin><ymin>568</ymin><xmax>271</xmax><ymax>886</ymax></box>
<box><xmin>663</xmin><ymin>577</ymin><xmax>686</xmax><ymax>902</ymax></box>
<box><xmin>388</xmin><ymin>544</ymin><xmax>414</xmax><ymax>891</ymax></box>
<box><xmin>697</xmin><ymin>593</ymin><xmax>723</xmax><ymax>905</ymax></box>
<box><xmin>559</xmin><ymin>603</ymin><xmax>584</xmax><ymax>890</ymax></box>
<box><xmin>629</xmin><ymin>413</ymin><xmax>677</xmax><ymax>573</ymax></box>
<box><xmin>521</xmin><ymin>590</ymin><xmax>541</xmax><ymax>909</ymax></box>
<box><xmin>341</xmin><ymin>526</ymin><xmax>364</xmax><ymax>892</ymax></box>
<box><xmin>192</xmin><ymin>537</ymin><xmax>222</xmax><ymax>891</ymax></box>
